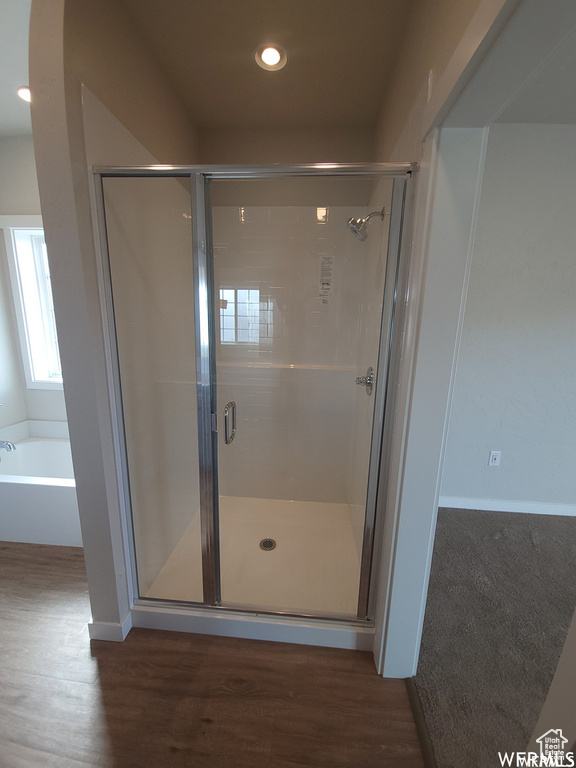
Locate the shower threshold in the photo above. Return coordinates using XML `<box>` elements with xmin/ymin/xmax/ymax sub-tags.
<box><xmin>146</xmin><ymin>496</ymin><xmax>362</xmax><ymax>618</ymax></box>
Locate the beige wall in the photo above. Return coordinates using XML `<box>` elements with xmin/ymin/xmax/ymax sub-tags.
<box><xmin>375</xmin><ymin>0</ymin><xmax>496</xmax><ymax>159</ymax></box>
<box><xmin>199</xmin><ymin>126</ymin><xmax>375</xmax><ymax>164</ymax></box>
<box><xmin>64</xmin><ymin>0</ymin><xmax>491</xmax><ymax>167</ymax></box>
<box><xmin>441</xmin><ymin>123</ymin><xmax>576</xmax><ymax>510</ymax></box>
<box><xmin>64</xmin><ymin>0</ymin><xmax>198</xmax><ymax>163</ymax></box>
<box><xmin>0</xmin><ymin>136</ymin><xmax>41</xmax><ymax>214</ymax></box>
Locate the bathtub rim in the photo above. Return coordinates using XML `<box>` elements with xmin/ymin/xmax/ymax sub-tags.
<box><xmin>0</xmin><ymin>473</ymin><xmax>76</xmax><ymax>487</ymax></box>
<box><xmin>0</xmin><ymin>435</ymin><xmax>76</xmax><ymax>485</ymax></box>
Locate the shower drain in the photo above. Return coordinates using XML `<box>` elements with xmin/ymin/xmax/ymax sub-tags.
<box><xmin>259</xmin><ymin>538</ymin><xmax>277</xmax><ymax>551</ymax></box>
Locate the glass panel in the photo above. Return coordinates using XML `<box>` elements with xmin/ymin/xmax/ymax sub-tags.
<box><xmin>102</xmin><ymin>177</ymin><xmax>203</xmax><ymax>603</ymax></box>
<box><xmin>212</xmin><ymin>176</ymin><xmax>393</xmax><ymax>617</ymax></box>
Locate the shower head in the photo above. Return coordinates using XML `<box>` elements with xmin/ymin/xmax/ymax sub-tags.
<box><xmin>347</xmin><ymin>207</ymin><xmax>385</xmax><ymax>242</ymax></box>
<box><xmin>347</xmin><ymin>217</ymin><xmax>368</xmax><ymax>241</ymax></box>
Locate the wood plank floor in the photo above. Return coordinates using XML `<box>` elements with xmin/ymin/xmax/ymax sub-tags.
<box><xmin>0</xmin><ymin>541</ymin><xmax>425</xmax><ymax>768</ymax></box>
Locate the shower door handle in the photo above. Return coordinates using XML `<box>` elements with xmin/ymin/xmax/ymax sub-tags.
<box><xmin>224</xmin><ymin>401</ymin><xmax>237</xmax><ymax>444</ymax></box>
<box><xmin>356</xmin><ymin>367</ymin><xmax>374</xmax><ymax>396</ymax></box>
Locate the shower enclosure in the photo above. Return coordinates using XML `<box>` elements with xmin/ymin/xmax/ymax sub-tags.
<box><xmin>95</xmin><ymin>164</ymin><xmax>413</xmax><ymax>626</ymax></box>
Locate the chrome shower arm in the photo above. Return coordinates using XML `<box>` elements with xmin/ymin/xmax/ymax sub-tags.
<box><xmin>364</xmin><ymin>208</ymin><xmax>385</xmax><ymax>223</ymax></box>
<box><xmin>347</xmin><ymin>206</ymin><xmax>386</xmax><ymax>241</ymax></box>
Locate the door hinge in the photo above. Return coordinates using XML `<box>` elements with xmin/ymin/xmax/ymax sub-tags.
<box><xmin>211</xmin><ymin>412</ymin><xmax>218</xmax><ymax>432</ymax></box>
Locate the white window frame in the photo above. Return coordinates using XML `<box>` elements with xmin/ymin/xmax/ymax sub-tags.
<box><xmin>219</xmin><ymin>287</ymin><xmax>275</xmax><ymax>347</ymax></box>
<box><xmin>2</xmin><ymin>215</ymin><xmax>63</xmax><ymax>390</ymax></box>
<box><xmin>219</xmin><ymin>287</ymin><xmax>262</xmax><ymax>345</ymax></box>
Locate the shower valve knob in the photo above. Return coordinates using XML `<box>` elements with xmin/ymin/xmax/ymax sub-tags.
<box><xmin>355</xmin><ymin>367</ymin><xmax>374</xmax><ymax>395</ymax></box>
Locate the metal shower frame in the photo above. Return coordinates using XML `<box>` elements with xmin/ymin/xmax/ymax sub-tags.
<box><xmin>93</xmin><ymin>162</ymin><xmax>416</xmax><ymax>626</ymax></box>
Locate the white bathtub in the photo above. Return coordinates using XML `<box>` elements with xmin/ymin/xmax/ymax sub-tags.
<box><xmin>0</xmin><ymin>438</ymin><xmax>82</xmax><ymax>546</ymax></box>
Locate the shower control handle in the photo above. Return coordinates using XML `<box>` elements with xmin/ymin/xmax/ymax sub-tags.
<box><xmin>224</xmin><ymin>401</ymin><xmax>237</xmax><ymax>444</ymax></box>
<box><xmin>356</xmin><ymin>367</ymin><xmax>374</xmax><ymax>396</ymax></box>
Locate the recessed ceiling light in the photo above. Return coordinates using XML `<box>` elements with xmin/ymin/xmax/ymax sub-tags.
<box><xmin>261</xmin><ymin>47</ymin><xmax>280</xmax><ymax>66</ymax></box>
<box><xmin>17</xmin><ymin>87</ymin><xmax>31</xmax><ymax>103</ymax></box>
<box><xmin>255</xmin><ymin>45</ymin><xmax>287</xmax><ymax>71</ymax></box>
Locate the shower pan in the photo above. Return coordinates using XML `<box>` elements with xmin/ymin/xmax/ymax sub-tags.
<box><xmin>94</xmin><ymin>164</ymin><xmax>414</xmax><ymax>631</ymax></box>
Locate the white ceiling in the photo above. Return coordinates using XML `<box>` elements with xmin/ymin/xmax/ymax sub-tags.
<box><xmin>0</xmin><ymin>0</ymin><xmax>32</xmax><ymax>136</ymax></box>
<box><xmin>122</xmin><ymin>0</ymin><xmax>413</xmax><ymax>129</ymax></box>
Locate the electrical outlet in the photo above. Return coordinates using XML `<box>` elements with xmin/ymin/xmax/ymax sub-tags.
<box><xmin>489</xmin><ymin>450</ymin><xmax>501</xmax><ymax>467</ymax></box>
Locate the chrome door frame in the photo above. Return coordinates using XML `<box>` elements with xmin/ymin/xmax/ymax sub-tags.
<box><xmin>93</xmin><ymin>163</ymin><xmax>416</xmax><ymax>623</ymax></box>
<box><xmin>357</xmin><ymin>175</ymin><xmax>411</xmax><ymax>619</ymax></box>
<box><xmin>94</xmin><ymin>163</ymin><xmax>413</xmax><ymax>178</ymax></box>
<box><xmin>191</xmin><ymin>174</ymin><xmax>221</xmax><ymax>605</ymax></box>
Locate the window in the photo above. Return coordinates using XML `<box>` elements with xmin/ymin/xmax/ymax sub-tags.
<box><xmin>219</xmin><ymin>288</ymin><xmax>274</xmax><ymax>345</ymax></box>
<box><xmin>4</xmin><ymin>228</ymin><xmax>63</xmax><ymax>388</ymax></box>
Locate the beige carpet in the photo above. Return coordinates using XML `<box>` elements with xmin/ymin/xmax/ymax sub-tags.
<box><xmin>414</xmin><ymin>508</ymin><xmax>576</xmax><ymax>768</ymax></box>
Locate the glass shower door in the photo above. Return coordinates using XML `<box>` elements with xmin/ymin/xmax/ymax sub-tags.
<box><xmin>97</xmin><ymin>166</ymin><xmax>410</xmax><ymax>621</ymax></box>
<box><xmin>210</xmin><ymin>175</ymin><xmax>395</xmax><ymax>618</ymax></box>
<box><xmin>101</xmin><ymin>176</ymin><xmax>206</xmax><ymax>604</ymax></box>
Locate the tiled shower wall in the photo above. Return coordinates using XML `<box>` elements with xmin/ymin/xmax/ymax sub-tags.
<box><xmin>213</xmin><ymin>186</ymin><xmax>392</xmax><ymax>509</ymax></box>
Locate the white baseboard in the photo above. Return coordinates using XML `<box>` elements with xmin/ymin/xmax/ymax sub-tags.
<box><xmin>439</xmin><ymin>496</ymin><xmax>576</xmax><ymax>517</ymax></box>
<box><xmin>88</xmin><ymin>612</ymin><xmax>133</xmax><ymax>642</ymax></box>
<box><xmin>131</xmin><ymin>603</ymin><xmax>374</xmax><ymax>651</ymax></box>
